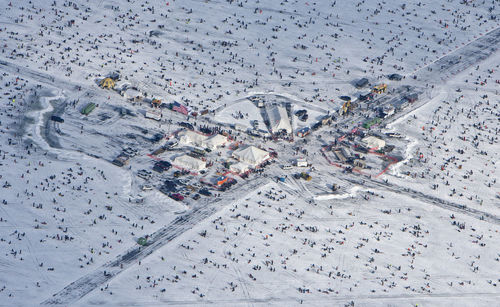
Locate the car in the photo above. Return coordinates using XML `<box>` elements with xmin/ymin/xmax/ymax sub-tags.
<box><xmin>123</xmin><ymin>147</ymin><xmax>138</xmax><ymax>157</ymax></box>
<box><xmin>50</xmin><ymin>115</ymin><xmax>64</xmax><ymax>123</ymax></box>
<box><xmin>161</xmin><ymin>181</ymin><xmax>177</xmax><ymax>192</ymax></box>
<box><xmin>199</xmin><ymin>188</ymin><xmax>212</xmax><ymax>196</ymax></box>
<box><xmin>153</xmin><ymin>160</ymin><xmax>171</xmax><ymax>173</ymax></box>
<box><xmin>178</xmin><ymin>122</ymin><xmax>194</xmax><ymax>130</ymax></box>
<box><xmin>295</xmin><ymin>109</ymin><xmax>307</xmax><ymax>117</ymax></box>
<box><xmin>388</xmin><ymin>73</ymin><xmax>403</xmax><ymax>81</ymax></box>
<box><xmin>299</xmin><ymin>113</ymin><xmax>308</xmax><ymax>121</ymax></box>
<box><xmin>311</xmin><ymin>122</ymin><xmax>322</xmax><ymax>131</ymax></box>
<box><xmin>192</xmin><ymin>194</ymin><xmax>201</xmax><ymax>200</ymax></box>
<box><xmin>141</xmin><ymin>185</ymin><xmax>153</xmax><ymax>191</ymax></box>
<box><xmin>282</xmin><ymin>165</ymin><xmax>293</xmax><ymax>170</ymax></box>
<box><xmin>137</xmin><ymin>169</ymin><xmax>152</xmax><ymax>179</ymax></box>
<box><xmin>169</xmin><ymin>193</ymin><xmax>184</xmax><ymax>201</ymax></box>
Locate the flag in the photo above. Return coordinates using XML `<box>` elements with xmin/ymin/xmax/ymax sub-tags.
<box><xmin>172</xmin><ymin>101</ymin><xmax>188</xmax><ymax>115</ymax></box>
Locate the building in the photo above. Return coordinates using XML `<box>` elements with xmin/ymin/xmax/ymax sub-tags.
<box><xmin>372</xmin><ymin>84</ymin><xmax>387</xmax><ymax>94</ymax></box>
<box><xmin>267</xmin><ymin>105</ymin><xmax>292</xmax><ymax>134</ymax></box>
<box><xmin>173</xmin><ymin>154</ymin><xmax>206</xmax><ymax>171</ymax></box>
<box><xmin>406</xmin><ymin>93</ymin><xmax>418</xmax><ymax>103</ymax></box>
<box><xmin>362</xmin><ymin>136</ymin><xmax>386</xmax><ymax>149</ymax></box>
<box><xmin>296</xmin><ymin>158</ymin><xmax>308</xmax><ymax>167</ymax></box>
<box><xmin>355</xmin><ymin>78</ymin><xmax>369</xmax><ymax>88</ymax></box>
<box><xmin>230</xmin><ymin>162</ymin><xmax>250</xmax><ymax>174</ymax></box>
<box><xmin>178</xmin><ymin>130</ymin><xmax>208</xmax><ymax>148</ymax></box>
<box><xmin>232</xmin><ymin>146</ymin><xmax>270</xmax><ymax>166</ymax></box>
<box><xmin>202</xmin><ymin>134</ymin><xmax>228</xmax><ymax>150</ymax></box>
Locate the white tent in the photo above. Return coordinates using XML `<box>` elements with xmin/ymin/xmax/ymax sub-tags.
<box><xmin>202</xmin><ymin>134</ymin><xmax>228</xmax><ymax>150</ymax></box>
<box><xmin>230</xmin><ymin>162</ymin><xmax>250</xmax><ymax>174</ymax></box>
<box><xmin>232</xmin><ymin>146</ymin><xmax>269</xmax><ymax>166</ymax></box>
<box><xmin>178</xmin><ymin>130</ymin><xmax>208</xmax><ymax>147</ymax></box>
<box><xmin>173</xmin><ymin>155</ymin><xmax>206</xmax><ymax>171</ymax></box>
<box><xmin>267</xmin><ymin>105</ymin><xmax>292</xmax><ymax>134</ymax></box>
<box><xmin>362</xmin><ymin>136</ymin><xmax>386</xmax><ymax>149</ymax></box>
<box><xmin>122</xmin><ymin>88</ymin><xmax>143</xmax><ymax>100</ymax></box>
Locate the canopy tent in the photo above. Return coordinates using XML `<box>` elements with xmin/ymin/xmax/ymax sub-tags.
<box><xmin>122</xmin><ymin>88</ymin><xmax>143</xmax><ymax>100</ymax></box>
<box><xmin>267</xmin><ymin>105</ymin><xmax>292</xmax><ymax>134</ymax></box>
<box><xmin>232</xmin><ymin>146</ymin><xmax>269</xmax><ymax>166</ymax></box>
<box><xmin>178</xmin><ymin>130</ymin><xmax>208</xmax><ymax>147</ymax></box>
<box><xmin>202</xmin><ymin>134</ymin><xmax>228</xmax><ymax>149</ymax></box>
<box><xmin>229</xmin><ymin>162</ymin><xmax>250</xmax><ymax>174</ymax></box>
<box><xmin>362</xmin><ymin>136</ymin><xmax>386</xmax><ymax>149</ymax></box>
<box><xmin>173</xmin><ymin>154</ymin><xmax>206</xmax><ymax>171</ymax></box>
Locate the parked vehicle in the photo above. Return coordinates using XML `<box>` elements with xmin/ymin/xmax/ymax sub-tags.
<box><xmin>153</xmin><ymin>161</ymin><xmax>171</xmax><ymax>173</ymax></box>
<box><xmin>50</xmin><ymin>115</ymin><xmax>64</xmax><ymax>123</ymax></box>
<box><xmin>137</xmin><ymin>169</ymin><xmax>152</xmax><ymax>180</ymax></box>
<box><xmin>199</xmin><ymin>188</ymin><xmax>212</xmax><ymax>196</ymax></box>
<box><xmin>388</xmin><ymin>73</ymin><xmax>402</xmax><ymax>81</ymax></box>
<box><xmin>169</xmin><ymin>193</ymin><xmax>184</xmax><ymax>201</ymax></box>
<box><xmin>178</xmin><ymin>122</ymin><xmax>194</xmax><ymax>130</ymax></box>
<box><xmin>296</xmin><ymin>127</ymin><xmax>310</xmax><ymax>138</ymax></box>
<box><xmin>141</xmin><ymin>185</ymin><xmax>153</xmax><ymax>191</ymax></box>
<box><xmin>145</xmin><ymin>110</ymin><xmax>162</xmax><ymax>121</ymax></box>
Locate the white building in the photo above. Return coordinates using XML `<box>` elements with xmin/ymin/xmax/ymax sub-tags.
<box><xmin>362</xmin><ymin>136</ymin><xmax>386</xmax><ymax>149</ymax></box>
<box><xmin>178</xmin><ymin>130</ymin><xmax>208</xmax><ymax>148</ymax></box>
<box><xmin>173</xmin><ymin>155</ymin><xmax>206</xmax><ymax>171</ymax></box>
<box><xmin>202</xmin><ymin>134</ymin><xmax>228</xmax><ymax>150</ymax></box>
<box><xmin>296</xmin><ymin>158</ymin><xmax>308</xmax><ymax>167</ymax></box>
<box><xmin>230</xmin><ymin>162</ymin><xmax>250</xmax><ymax>174</ymax></box>
<box><xmin>232</xmin><ymin>146</ymin><xmax>269</xmax><ymax>166</ymax></box>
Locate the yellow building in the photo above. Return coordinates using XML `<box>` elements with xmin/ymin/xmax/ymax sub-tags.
<box><xmin>372</xmin><ymin>84</ymin><xmax>387</xmax><ymax>94</ymax></box>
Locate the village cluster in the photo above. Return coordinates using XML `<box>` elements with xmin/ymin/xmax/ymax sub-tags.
<box><xmin>83</xmin><ymin>69</ymin><xmax>422</xmax><ymax>204</ymax></box>
<box><xmin>0</xmin><ymin>0</ymin><xmax>498</xmax><ymax>306</ymax></box>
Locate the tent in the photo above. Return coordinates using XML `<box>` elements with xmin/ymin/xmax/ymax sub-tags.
<box><xmin>362</xmin><ymin>136</ymin><xmax>386</xmax><ymax>149</ymax></box>
<box><xmin>178</xmin><ymin>130</ymin><xmax>208</xmax><ymax>147</ymax></box>
<box><xmin>230</xmin><ymin>162</ymin><xmax>250</xmax><ymax>174</ymax></box>
<box><xmin>202</xmin><ymin>134</ymin><xmax>228</xmax><ymax>149</ymax></box>
<box><xmin>173</xmin><ymin>155</ymin><xmax>206</xmax><ymax>171</ymax></box>
<box><xmin>99</xmin><ymin>77</ymin><xmax>115</xmax><ymax>89</ymax></box>
<box><xmin>267</xmin><ymin>105</ymin><xmax>292</xmax><ymax>134</ymax></box>
<box><xmin>122</xmin><ymin>88</ymin><xmax>143</xmax><ymax>101</ymax></box>
<box><xmin>232</xmin><ymin>146</ymin><xmax>269</xmax><ymax>166</ymax></box>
